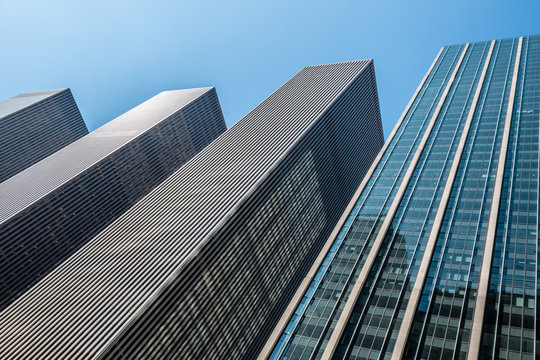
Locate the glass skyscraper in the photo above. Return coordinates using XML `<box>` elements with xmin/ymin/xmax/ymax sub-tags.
<box><xmin>263</xmin><ymin>35</ymin><xmax>539</xmax><ymax>360</ymax></box>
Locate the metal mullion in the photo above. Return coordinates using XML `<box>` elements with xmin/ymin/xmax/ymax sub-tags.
<box><xmin>534</xmin><ymin>35</ymin><xmax>539</xmax><ymax>360</ymax></box>
<box><xmin>93</xmin><ymin>62</ymin><xmax>371</xmax><ymax>360</ymax></box>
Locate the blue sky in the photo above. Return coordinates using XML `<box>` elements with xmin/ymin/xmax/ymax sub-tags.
<box><xmin>1</xmin><ymin>0</ymin><xmax>539</xmax><ymax>137</ymax></box>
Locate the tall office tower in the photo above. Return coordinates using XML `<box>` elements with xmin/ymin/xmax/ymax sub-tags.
<box><xmin>0</xmin><ymin>87</ymin><xmax>226</xmax><ymax>311</ymax></box>
<box><xmin>0</xmin><ymin>88</ymin><xmax>88</xmax><ymax>183</ymax></box>
<box><xmin>0</xmin><ymin>60</ymin><xmax>384</xmax><ymax>359</ymax></box>
<box><xmin>263</xmin><ymin>35</ymin><xmax>540</xmax><ymax>360</ymax></box>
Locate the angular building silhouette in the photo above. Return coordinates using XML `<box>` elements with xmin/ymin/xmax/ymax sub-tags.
<box><xmin>263</xmin><ymin>35</ymin><xmax>540</xmax><ymax>360</ymax></box>
<box><xmin>0</xmin><ymin>87</ymin><xmax>226</xmax><ymax>311</ymax></box>
<box><xmin>0</xmin><ymin>88</ymin><xmax>88</xmax><ymax>183</ymax></box>
<box><xmin>0</xmin><ymin>60</ymin><xmax>383</xmax><ymax>359</ymax></box>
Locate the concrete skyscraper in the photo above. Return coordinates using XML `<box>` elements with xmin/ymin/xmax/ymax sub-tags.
<box><xmin>0</xmin><ymin>88</ymin><xmax>88</xmax><ymax>183</ymax></box>
<box><xmin>0</xmin><ymin>87</ymin><xmax>226</xmax><ymax>311</ymax></box>
<box><xmin>264</xmin><ymin>35</ymin><xmax>539</xmax><ymax>360</ymax></box>
<box><xmin>0</xmin><ymin>60</ymin><xmax>383</xmax><ymax>359</ymax></box>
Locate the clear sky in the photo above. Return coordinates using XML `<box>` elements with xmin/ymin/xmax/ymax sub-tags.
<box><xmin>1</xmin><ymin>0</ymin><xmax>539</xmax><ymax>137</ymax></box>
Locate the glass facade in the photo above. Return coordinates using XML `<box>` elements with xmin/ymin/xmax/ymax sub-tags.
<box><xmin>267</xmin><ymin>34</ymin><xmax>540</xmax><ymax>360</ymax></box>
<box><xmin>481</xmin><ymin>35</ymin><xmax>540</xmax><ymax>360</ymax></box>
<box><xmin>405</xmin><ymin>37</ymin><xmax>519</xmax><ymax>360</ymax></box>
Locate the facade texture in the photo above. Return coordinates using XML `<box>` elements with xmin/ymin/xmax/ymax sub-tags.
<box><xmin>0</xmin><ymin>60</ymin><xmax>383</xmax><ymax>359</ymax></box>
<box><xmin>0</xmin><ymin>88</ymin><xmax>88</xmax><ymax>183</ymax></box>
<box><xmin>0</xmin><ymin>87</ymin><xmax>226</xmax><ymax>311</ymax></box>
<box><xmin>264</xmin><ymin>35</ymin><xmax>540</xmax><ymax>360</ymax></box>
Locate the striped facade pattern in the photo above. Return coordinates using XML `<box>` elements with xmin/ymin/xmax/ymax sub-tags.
<box><xmin>0</xmin><ymin>88</ymin><xmax>88</xmax><ymax>183</ymax></box>
<box><xmin>266</xmin><ymin>35</ymin><xmax>540</xmax><ymax>360</ymax></box>
<box><xmin>0</xmin><ymin>87</ymin><xmax>226</xmax><ymax>311</ymax></box>
<box><xmin>0</xmin><ymin>60</ymin><xmax>384</xmax><ymax>359</ymax></box>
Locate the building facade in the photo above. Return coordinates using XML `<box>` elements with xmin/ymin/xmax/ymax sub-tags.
<box><xmin>263</xmin><ymin>35</ymin><xmax>540</xmax><ymax>360</ymax></box>
<box><xmin>0</xmin><ymin>60</ymin><xmax>383</xmax><ymax>359</ymax></box>
<box><xmin>0</xmin><ymin>88</ymin><xmax>88</xmax><ymax>183</ymax></box>
<box><xmin>0</xmin><ymin>87</ymin><xmax>226</xmax><ymax>311</ymax></box>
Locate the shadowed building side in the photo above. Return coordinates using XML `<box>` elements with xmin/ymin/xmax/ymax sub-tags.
<box><xmin>0</xmin><ymin>88</ymin><xmax>88</xmax><ymax>183</ymax></box>
<box><xmin>0</xmin><ymin>87</ymin><xmax>226</xmax><ymax>311</ymax></box>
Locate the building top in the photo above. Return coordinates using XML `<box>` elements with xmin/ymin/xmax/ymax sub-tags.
<box><xmin>442</xmin><ymin>33</ymin><xmax>538</xmax><ymax>48</ymax></box>
<box><xmin>0</xmin><ymin>87</ymin><xmax>214</xmax><ymax>223</ymax></box>
<box><xmin>0</xmin><ymin>60</ymin><xmax>373</xmax><ymax>358</ymax></box>
<box><xmin>304</xmin><ymin>59</ymin><xmax>374</xmax><ymax>68</ymax></box>
<box><xmin>0</xmin><ymin>89</ymin><xmax>68</xmax><ymax>120</ymax></box>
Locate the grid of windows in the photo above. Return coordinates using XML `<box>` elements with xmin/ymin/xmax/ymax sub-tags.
<box><xmin>404</xmin><ymin>38</ymin><xmax>520</xmax><ymax>359</ymax></box>
<box><xmin>481</xmin><ymin>36</ymin><xmax>540</xmax><ymax>360</ymax></box>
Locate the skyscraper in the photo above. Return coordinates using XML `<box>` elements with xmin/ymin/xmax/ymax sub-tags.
<box><xmin>0</xmin><ymin>60</ymin><xmax>383</xmax><ymax>359</ymax></box>
<box><xmin>0</xmin><ymin>88</ymin><xmax>88</xmax><ymax>183</ymax></box>
<box><xmin>0</xmin><ymin>87</ymin><xmax>226</xmax><ymax>311</ymax></box>
<box><xmin>263</xmin><ymin>35</ymin><xmax>539</xmax><ymax>360</ymax></box>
